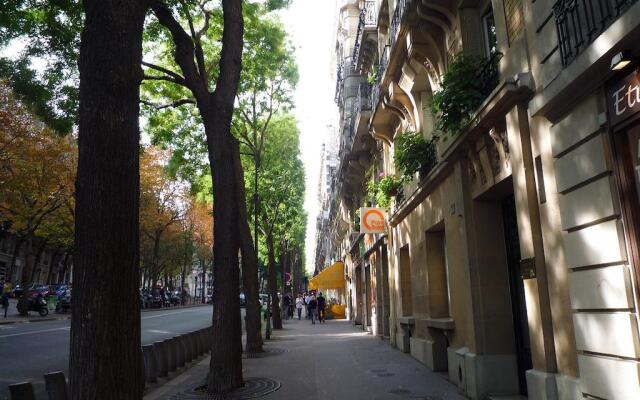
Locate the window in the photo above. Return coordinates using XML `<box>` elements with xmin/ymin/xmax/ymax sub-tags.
<box><xmin>482</xmin><ymin>9</ymin><xmax>498</xmax><ymax>58</ymax></box>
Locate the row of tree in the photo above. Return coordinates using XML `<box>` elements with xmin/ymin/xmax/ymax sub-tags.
<box><xmin>0</xmin><ymin>82</ymin><xmax>215</xmax><ymax>299</ymax></box>
<box><xmin>1</xmin><ymin>0</ymin><xmax>307</xmax><ymax>397</ymax></box>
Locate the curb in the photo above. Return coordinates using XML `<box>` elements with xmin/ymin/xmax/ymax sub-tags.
<box><xmin>0</xmin><ymin>315</ymin><xmax>71</xmax><ymax>325</ymax></box>
<box><xmin>0</xmin><ymin>304</ymin><xmax>211</xmax><ymax>325</ymax></box>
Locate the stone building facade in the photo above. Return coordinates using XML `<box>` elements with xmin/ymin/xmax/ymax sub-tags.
<box><xmin>315</xmin><ymin>0</ymin><xmax>640</xmax><ymax>399</ymax></box>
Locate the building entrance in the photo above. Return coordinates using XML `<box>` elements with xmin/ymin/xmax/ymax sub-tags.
<box><xmin>501</xmin><ymin>195</ymin><xmax>532</xmax><ymax>395</ymax></box>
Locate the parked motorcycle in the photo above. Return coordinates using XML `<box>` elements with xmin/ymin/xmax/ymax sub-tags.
<box><xmin>17</xmin><ymin>295</ymin><xmax>49</xmax><ymax>317</ymax></box>
<box><xmin>55</xmin><ymin>289</ymin><xmax>71</xmax><ymax>313</ymax></box>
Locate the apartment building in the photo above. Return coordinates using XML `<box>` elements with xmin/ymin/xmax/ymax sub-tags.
<box><xmin>316</xmin><ymin>0</ymin><xmax>640</xmax><ymax>398</ymax></box>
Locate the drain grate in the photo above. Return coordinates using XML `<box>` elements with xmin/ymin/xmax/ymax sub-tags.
<box><xmin>376</xmin><ymin>372</ymin><xmax>395</xmax><ymax>377</ymax></box>
<box><xmin>243</xmin><ymin>347</ymin><xmax>286</xmax><ymax>359</ymax></box>
<box><xmin>170</xmin><ymin>377</ymin><xmax>281</xmax><ymax>399</ymax></box>
<box><xmin>369</xmin><ymin>368</ymin><xmax>387</xmax><ymax>373</ymax></box>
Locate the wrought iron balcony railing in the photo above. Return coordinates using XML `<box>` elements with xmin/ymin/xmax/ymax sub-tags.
<box><xmin>477</xmin><ymin>52</ymin><xmax>503</xmax><ymax>98</ymax></box>
<box><xmin>370</xmin><ymin>45</ymin><xmax>390</xmax><ymax>113</ymax></box>
<box><xmin>334</xmin><ymin>62</ymin><xmax>344</xmax><ymax>104</ymax></box>
<box><xmin>553</xmin><ymin>0</ymin><xmax>638</xmax><ymax>66</ymax></box>
<box><xmin>389</xmin><ymin>0</ymin><xmax>412</xmax><ymax>50</ymax></box>
<box><xmin>352</xmin><ymin>1</ymin><xmax>377</xmax><ymax>68</ymax></box>
<box><xmin>356</xmin><ymin>83</ymin><xmax>372</xmax><ymax>112</ymax></box>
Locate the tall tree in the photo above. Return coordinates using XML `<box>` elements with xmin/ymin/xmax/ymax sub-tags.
<box><xmin>142</xmin><ymin>3</ymin><xmax>297</xmax><ymax>353</ymax></box>
<box><xmin>144</xmin><ymin>0</ymin><xmax>245</xmax><ymax>391</ymax></box>
<box><xmin>253</xmin><ymin>114</ymin><xmax>306</xmax><ymax>329</ymax></box>
<box><xmin>70</xmin><ymin>1</ymin><xmax>148</xmax><ymax>398</ymax></box>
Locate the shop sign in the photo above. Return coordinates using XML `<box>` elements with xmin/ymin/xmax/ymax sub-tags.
<box><xmin>608</xmin><ymin>69</ymin><xmax>640</xmax><ymax>126</ymax></box>
<box><xmin>360</xmin><ymin>207</ymin><xmax>386</xmax><ymax>233</ymax></box>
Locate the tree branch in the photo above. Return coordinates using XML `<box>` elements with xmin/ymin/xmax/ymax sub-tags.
<box><xmin>141</xmin><ymin>99</ymin><xmax>195</xmax><ymax>110</ymax></box>
<box><xmin>142</xmin><ymin>61</ymin><xmax>186</xmax><ymax>83</ymax></box>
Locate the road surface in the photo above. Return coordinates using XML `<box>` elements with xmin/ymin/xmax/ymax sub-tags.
<box><xmin>0</xmin><ymin>305</ymin><xmax>214</xmax><ymax>399</ymax></box>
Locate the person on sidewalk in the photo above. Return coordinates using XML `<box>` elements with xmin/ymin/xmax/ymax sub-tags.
<box><xmin>317</xmin><ymin>292</ymin><xmax>326</xmax><ymax>323</ymax></box>
<box><xmin>2</xmin><ymin>287</ymin><xmax>10</xmax><ymax>318</ymax></box>
<box><xmin>304</xmin><ymin>292</ymin><xmax>311</xmax><ymax>319</ymax></box>
<box><xmin>308</xmin><ymin>295</ymin><xmax>318</xmax><ymax>324</ymax></box>
<box><xmin>295</xmin><ymin>294</ymin><xmax>304</xmax><ymax>320</ymax></box>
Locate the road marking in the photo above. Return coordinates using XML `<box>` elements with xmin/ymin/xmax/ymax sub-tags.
<box><xmin>141</xmin><ymin>308</ymin><xmax>209</xmax><ymax>320</ymax></box>
<box><xmin>147</xmin><ymin>329</ymin><xmax>173</xmax><ymax>334</ymax></box>
<box><xmin>0</xmin><ymin>327</ymin><xmax>69</xmax><ymax>339</ymax></box>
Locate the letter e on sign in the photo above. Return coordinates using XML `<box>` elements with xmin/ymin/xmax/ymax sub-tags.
<box><xmin>360</xmin><ymin>207</ymin><xmax>386</xmax><ymax>233</ymax></box>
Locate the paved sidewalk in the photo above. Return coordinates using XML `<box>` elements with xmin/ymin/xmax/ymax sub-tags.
<box><xmin>146</xmin><ymin>318</ymin><xmax>466</xmax><ymax>400</ymax></box>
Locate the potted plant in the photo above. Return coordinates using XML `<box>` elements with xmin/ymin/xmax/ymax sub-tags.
<box><xmin>394</xmin><ymin>132</ymin><xmax>439</xmax><ymax>179</ymax></box>
<box><xmin>431</xmin><ymin>53</ymin><xmax>501</xmax><ymax>136</ymax></box>
<box><xmin>367</xmin><ymin>173</ymin><xmax>405</xmax><ymax>208</ymax></box>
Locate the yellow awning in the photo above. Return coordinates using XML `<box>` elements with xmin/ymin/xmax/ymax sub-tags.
<box><xmin>309</xmin><ymin>261</ymin><xmax>344</xmax><ymax>291</ymax></box>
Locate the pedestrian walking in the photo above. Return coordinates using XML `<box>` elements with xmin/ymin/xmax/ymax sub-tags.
<box><xmin>308</xmin><ymin>295</ymin><xmax>318</xmax><ymax>324</ymax></box>
<box><xmin>295</xmin><ymin>294</ymin><xmax>304</xmax><ymax>320</ymax></box>
<box><xmin>304</xmin><ymin>292</ymin><xmax>311</xmax><ymax>319</ymax></box>
<box><xmin>283</xmin><ymin>293</ymin><xmax>291</xmax><ymax>320</ymax></box>
<box><xmin>317</xmin><ymin>292</ymin><xmax>326</xmax><ymax>323</ymax></box>
<box><xmin>2</xmin><ymin>284</ymin><xmax>10</xmax><ymax>319</ymax></box>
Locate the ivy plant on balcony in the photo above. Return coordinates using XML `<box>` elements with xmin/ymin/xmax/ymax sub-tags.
<box><xmin>353</xmin><ymin>208</ymin><xmax>361</xmax><ymax>231</ymax></box>
<box><xmin>394</xmin><ymin>132</ymin><xmax>439</xmax><ymax>179</ymax></box>
<box><xmin>367</xmin><ymin>173</ymin><xmax>405</xmax><ymax>208</ymax></box>
<box><xmin>431</xmin><ymin>53</ymin><xmax>500</xmax><ymax>136</ymax></box>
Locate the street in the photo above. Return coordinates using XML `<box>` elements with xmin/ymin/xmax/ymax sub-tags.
<box><xmin>0</xmin><ymin>305</ymin><xmax>214</xmax><ymax>400</ymax></box>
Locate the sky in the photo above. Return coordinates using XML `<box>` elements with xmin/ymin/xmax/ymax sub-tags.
<box><xmin>279</xmin><ymin>1</ymin><xmax>339</xmax><ymax>275</ymax></box>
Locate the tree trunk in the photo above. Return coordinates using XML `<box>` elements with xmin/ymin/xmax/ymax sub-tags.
<box><xmin>8</xmin><ymin>236</ymin><xmax>24</xmax><ymax>282</ymax></box>
<box><xmin>59</xmin><ymin>250</ymin><xmax>71</xmax><ymax>284</ymax></box>
<box><xmin>231</xmin><ymin>141</ymin><xmax>263</xmax><ymax>354</ymax></box>
<box><xmin>70</xmin><ymin>1</ymin><xmax>147</xmax><ymax>398</ymax></box>
<box><xmin>29</xmin><ymin>240</ymin><xmax>47</xmax><ymax>284</ymax></box>
<box><xmin>46</xmin><ymin>248</ymin><xmax>61</xmax><ymax>285</ymax></box>
<box><xmin>266</xmin><ymin>231</ymin><xmax>282</xmax><ymax>329</ymax></box>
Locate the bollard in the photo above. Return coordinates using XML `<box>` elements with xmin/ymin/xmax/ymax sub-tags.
<box><xmin>165</xmin><ymin>338</ymin><xmax>176</xmax><ymax>373</ymax></box>
<box><xmin>184</xmin><ymin>333</ymin><xmax>194</xmax><ymax>362</ymax></box>
<box><xmin>188</xmin><ymin>332</ymin><xmax>198</xmax><ymax>359</ymax></box>
<box><xmin>154</xmin><ymin>341</ymin><xmax>168</xmax><ymax>378</ymax></box>
<box><xmin>8</xmin><ymin>382</ymin><xmax>36</xmax><ymax>400</ymax></box>
<box><xmin>196</xmin><ymin>329</ymin><xmax>204</xmax><ymax>355</ymax></box>
<box><xmin>174</xmin><ymin>336</ymin><xmax>185</xmax><ymax>368</ymax></box>
<box><xmin>142</xmin><ymin>345</ymin><xmax>158</xmax><ymax>384</ymax></box>
<box><xmin>44</xmin><ymin>371</ymin><xmax>69</xmax><ymax>400</ymax></box>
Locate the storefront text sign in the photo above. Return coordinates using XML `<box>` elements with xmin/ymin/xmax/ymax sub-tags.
<box><xmin>608</xmin><ymin>69</ymin><xmax>640</xmax><ymax>126</ymax></box>
<box><xmin>360</xmin><ymin>207</ymin><xmax>386</xmax><ymax>234</ymax></box>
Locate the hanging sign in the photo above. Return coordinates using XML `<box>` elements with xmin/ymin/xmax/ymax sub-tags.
<box><xmin>360</xmin><ymin>207</ymin><xmax>386</xmax><ymax>233</ymax></box>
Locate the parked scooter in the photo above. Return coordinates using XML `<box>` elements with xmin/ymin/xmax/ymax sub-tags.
<box><xmin>17</xmin><ymin>294</ymin><xmax>49</xmax><ymax>317</ymax></box>
<box><xmin>55</xmin><ymin>289</ymin><xmax>71</xmax><ymax>313</ymax></box>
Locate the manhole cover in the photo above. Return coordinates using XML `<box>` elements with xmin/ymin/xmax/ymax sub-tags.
<box><xmin>170</xmin><ymin>378</ymin><xmax>281</xmax><ymax>399</ymax></box>
<box><xmin>243</xmin><ymin>347</ymin><xmax>286</xmax><ymax>359</ymax></box>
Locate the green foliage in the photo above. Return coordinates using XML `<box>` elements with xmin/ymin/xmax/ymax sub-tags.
<box><xmin>367</xmin><ymin>174</ymin><xmax>405</xmax><ymax>209</ymax></box>
<box><xmin>394</xmin><ymin>132</ymin><xmax>439</xmax><ymax>178</ymax></box>
<box><xmin>0</xmin><ymin>0</ymin><xmax>82</xmax><ymax>134</ymax></box>
<box><xmin>431</xmin><ymin>54</ymin><xmax>495</xmax><ymax>136</ymax></box>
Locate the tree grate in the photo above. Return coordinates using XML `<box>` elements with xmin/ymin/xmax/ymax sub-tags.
<box><xmin>170</xmin><ymin>377</ymin><xmax>281</xmax><ymax>399</ymax></box>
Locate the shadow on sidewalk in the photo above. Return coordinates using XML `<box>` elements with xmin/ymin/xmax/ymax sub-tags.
<box><xmin>145</xmin><ymin>319</ymin><xmax>466</xmax><ymax>400</ymax></box>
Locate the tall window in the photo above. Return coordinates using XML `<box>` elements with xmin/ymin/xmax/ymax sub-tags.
<box><xmin>482</xmin><ymin>9</ymin><xmax>498</xmax><ymax>58</ymax></box>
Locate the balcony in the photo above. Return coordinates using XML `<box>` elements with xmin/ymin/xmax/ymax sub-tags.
<box><xmin>554</xmin><ymin>0</ymin><xmax>638</xmax><ymax>66</ymax></box>
<box><xmin>370</xmin><ymin>45</ymin><xmax>390</xmax><ymax>114</ymax></box>
<box><xmin>355</xmin><ymin>82</ymin><xmax>372</xmax><ymax>113</ymax></box>
<box><xmin>389</xmin><ymin>0</ymin><xmax>412</xmax><ymax>50</ymax></box>
<box><xmin>334</xmin><ymin>62</ymin><xmax>344</xmax><ymax>104</ymax></box>
<box><xmin>352</xmin><ymin>1</ymin><xmax>378</xmax><ymax>73</ymax></box>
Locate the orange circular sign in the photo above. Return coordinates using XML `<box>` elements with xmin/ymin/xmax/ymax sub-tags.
<box><xmin>362</xmin><ymin>209</ymin><xmax>385</xmax><ymax>232</ymax></box>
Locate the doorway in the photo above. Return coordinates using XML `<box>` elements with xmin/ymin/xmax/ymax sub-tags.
<box><xmin>355</xmin><ymin>265</ymin><xmax>363</xmax><ymax>325</ymax></box>
<box><xmin>364</xmin><ymin>263</ymin><xmax>372</xmax><ymax>328</ymax></box>
<box><xmin>501</xmin><ymin>195</ymin><xmax>532</xmax><ymax>395</ymax></box>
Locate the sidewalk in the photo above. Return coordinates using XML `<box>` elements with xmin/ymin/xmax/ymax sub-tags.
<box><xmin>146</xmin><ymin>318</ymin><xmax>466</xmax><ymax>400</ymax></box>
<box><xmin>0</xmin><ymin>299</ymin><xmax>211</xmax><ymax>325</ymax></box>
